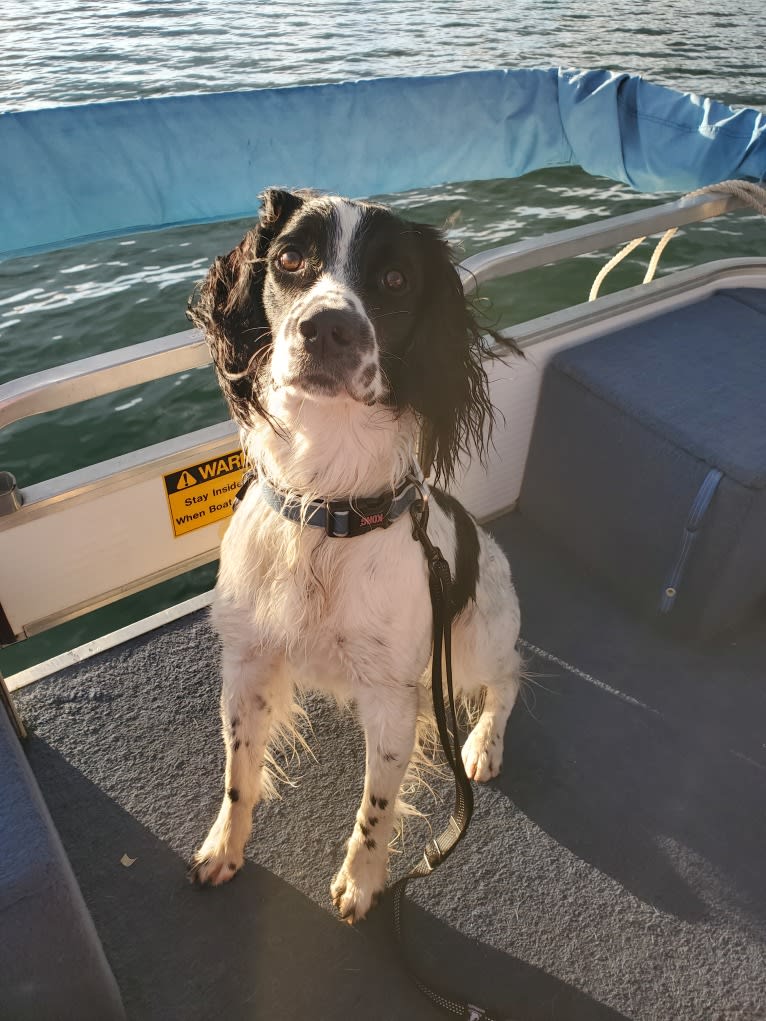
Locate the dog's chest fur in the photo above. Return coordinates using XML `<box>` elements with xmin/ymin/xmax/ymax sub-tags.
<box><xmin>215</xmin><ymin>491</ymin><xmax>436</xmax><ymax>695</ymax></box>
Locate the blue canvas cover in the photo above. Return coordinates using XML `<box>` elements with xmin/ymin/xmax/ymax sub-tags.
<box><xmin>1</xmin><ymin>67</ymin><xmax>765</xmax><ymax>260</ymax></box>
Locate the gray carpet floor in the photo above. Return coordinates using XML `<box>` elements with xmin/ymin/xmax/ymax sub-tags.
<box><xmin>15</xmin><ymin>512</ymin><xmax>766</xmax><ymax>1021</ymax></box>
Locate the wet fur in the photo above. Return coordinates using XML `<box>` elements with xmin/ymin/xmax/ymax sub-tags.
<box><xmin>186</xmin><ymin>189</ymin><xmax>522</xmax><ymax>922</ymax></box>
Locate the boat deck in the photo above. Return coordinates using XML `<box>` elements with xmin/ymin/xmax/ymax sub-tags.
<box><xmin>14</xmin><ymin>511</ymin><xmax>766</xmax><ymax>1021</ymax></box>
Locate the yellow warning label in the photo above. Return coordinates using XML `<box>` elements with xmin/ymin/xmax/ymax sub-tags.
<box><xmin>163</xmin><ymin>449</ymin><xmax>246</xmax><ymax>537</ymax></box>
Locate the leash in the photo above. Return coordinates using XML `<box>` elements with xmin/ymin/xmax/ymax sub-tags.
<box><xmin>391</xmin><ymin>479</ymin><xmax>508</xmax><ymax>1021</ymax></box>
<box><xmin>234</xmin><ymin>462</ymin><xmax>512</xmax><ymax>1016</ymax></box>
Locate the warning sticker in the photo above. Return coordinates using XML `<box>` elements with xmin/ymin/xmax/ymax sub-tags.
<box><xmin>163</xmin><ymin>449</ymin><xmax>246</xmax><ymax>537</ymax></box>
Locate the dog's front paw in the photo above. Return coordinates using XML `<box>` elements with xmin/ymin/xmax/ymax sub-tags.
<box><xmin>188</xmin><ymin>837</ymin><xmax>244</xmax><ymax>887</ymax></box>
<box><xmin>330</xmin><ymin>859</ymin><xmax>386</xmax><ymax>924</ymax></box>
<box><xmin>461</xmin><ymin>724</ymin><xmax>503</xmax><ymax>782</ymax></box>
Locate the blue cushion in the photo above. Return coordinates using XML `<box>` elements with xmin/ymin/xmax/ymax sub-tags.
<box><xmin>520</xmin><ymin>288</ymin><xmax>766</xmax><ymax>637</ymax></box>
<box><xmin>0</xmin><ymin>708</ymin><xmax>125</xmax><ymax>1020</ymax></box>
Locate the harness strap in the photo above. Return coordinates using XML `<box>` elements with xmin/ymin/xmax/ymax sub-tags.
<box><xmin>391</xmin><ymin>498</ymin><xmax>511</xmax><ymax>1021</ymax></box>
<box><xmin>235</xmin><ymin>464</ymin><xmax>513</xmax><ymax>1016</ymax></box>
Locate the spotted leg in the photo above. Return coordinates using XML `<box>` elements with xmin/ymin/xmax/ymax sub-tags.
<box><xmin>189</xmin><ymin>649</ymin><xmax>283</xmax><ymax>886</ymax></box>
<box><xmin>331</xmin><ymin>683</ymin><xmax>418</xmax><ymax>923</ymax></box>
<box><xmin>461</xmin><ymin>647</ymin><xmax>521</xmax><ymax>782</ymax></box>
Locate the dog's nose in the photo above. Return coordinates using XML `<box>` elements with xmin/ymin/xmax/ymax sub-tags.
<box><xmin>299</xmin><ymin>309</ymin><xmax>355</xmax><ymax>355</ymax></box>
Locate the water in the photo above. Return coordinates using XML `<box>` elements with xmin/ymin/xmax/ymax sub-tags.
<box><xmin>1</xmin><ymin>0</ymin><xmax>765</xmax><ymax>673</ymax></box>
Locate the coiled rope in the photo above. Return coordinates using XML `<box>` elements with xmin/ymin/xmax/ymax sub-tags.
<box><xmin>589</xmin><ymin>179</ymin><xmax>766</xmax><ymax>302</ymax></box>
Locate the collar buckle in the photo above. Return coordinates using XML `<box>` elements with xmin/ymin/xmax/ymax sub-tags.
<box><xmin>325</xmin><ymin>492</ymin><xmax>395</xmax><ymax>538</ymax></box>
<box><xmin>350</xmin><ymin>492</ymin><xmax>395</xmax><ymax>536</ymax></box>
<box><xmin>258</xmin><ymin>462</ymin><xmax>424</xmax><ymax>538</ymax></box>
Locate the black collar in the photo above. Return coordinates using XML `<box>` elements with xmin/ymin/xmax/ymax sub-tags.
<box><xmin>233</xmin><ymin>466</ymin><xmax>425</xmax><ymax>538</ymax></box>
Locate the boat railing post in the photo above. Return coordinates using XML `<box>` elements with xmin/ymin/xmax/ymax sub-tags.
<box><xmin>0</xmin><ymin>671</ymin><xmax>27</xmax><ymax>741</ymax></box>
<box><xmin>0</xmin><ymin>472</ymin><xmax>23</xmax><ymax>516</ymax></box>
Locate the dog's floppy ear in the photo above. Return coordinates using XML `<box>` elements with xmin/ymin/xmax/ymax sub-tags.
<box><xmin>402</xmin><ymin>223</ymin><xmax>521</xmax><ymax>485</ymax></box>
<box><xmin>187</xmin><ymin>188</ymin><xmax>306</xmax><ymax>425</ymax></box>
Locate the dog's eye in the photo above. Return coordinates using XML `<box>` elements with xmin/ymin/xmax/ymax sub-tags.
<box><xmin>382</xmin><ymin>268</ymin><xmax>407</xmax><ymax>292</ymax></box>
<box><xmin>277</xmin><ymin>248</ymin><xmax>304</xmax><ymax>272</ymax></box>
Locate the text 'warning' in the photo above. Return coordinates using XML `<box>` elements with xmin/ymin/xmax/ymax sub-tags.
<box><xmin>163</xmin><ymin>449</ymin><xmax>246</xmax><ymax>537</ymax></box>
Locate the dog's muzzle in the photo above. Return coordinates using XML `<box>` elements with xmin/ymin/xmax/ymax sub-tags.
<box><xmin>301</xmin><ymin>306</ymin><xmax>372</xmax><ymax>360</ymax></box>
<box><xmin>288</xmin><ymin>305</ymin><xmax>376</xmax><ymax>394</ymax></box>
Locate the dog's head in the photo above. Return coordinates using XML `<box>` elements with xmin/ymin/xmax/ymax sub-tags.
<box><xmin>188</xmin><ymin>188</ymin><xmax>517</xmax><ymax>483</ymax></box>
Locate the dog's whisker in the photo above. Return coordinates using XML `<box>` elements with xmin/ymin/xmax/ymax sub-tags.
<box><xmin>369</xmin><ymin>309</ymin><xmax>412</xmax><ymax>320</ymax></box>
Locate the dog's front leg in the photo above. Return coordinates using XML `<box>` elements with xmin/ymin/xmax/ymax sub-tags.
<box><xmin>331</xmin><ymin>683</ymin><xmax>418</xmax><ymax>923</ymax></box>
<box><xmin>190</xmin><ymin>648</ymin><xmax>283</xmax><ymax>886</ymax></box>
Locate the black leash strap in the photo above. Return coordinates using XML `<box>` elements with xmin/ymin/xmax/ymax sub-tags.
<box><xmin>390</xmin><ymin>492</ymin><xmax>506</xmax><ymax>1021</ymax></box>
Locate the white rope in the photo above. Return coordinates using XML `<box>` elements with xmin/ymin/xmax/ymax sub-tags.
<box><xmin>588</xmin><ymin>235</ymin><xmax>646</xmax><ymax>302</ymax></box>
<box><xmin>589</xmin><ymin>179</ymin><xmax>766</xmax><ymax>302</ymax></box>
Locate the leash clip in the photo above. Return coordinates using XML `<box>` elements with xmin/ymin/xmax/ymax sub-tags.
<box><xmin>232</xmin><ymin>467</ymin><xmax>257</xmax><ymax>513</ymax></box>
<box><xmin>406</xmin><ymin>470</ymin><xmax>430</xmax><ymax>541</ymax></box>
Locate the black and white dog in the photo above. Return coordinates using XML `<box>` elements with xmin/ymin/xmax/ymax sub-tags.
<box><xmin>187</xmin><ymin>189</ymin><xmax>522</xmax><ymax>922</ymax></box>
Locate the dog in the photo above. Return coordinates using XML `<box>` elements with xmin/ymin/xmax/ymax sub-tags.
<box><xmin>186</xmin><ymin>188</ymin><xmax>522</xmax><ymax>923</ymax></box>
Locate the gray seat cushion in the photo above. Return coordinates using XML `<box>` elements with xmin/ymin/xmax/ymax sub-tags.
<box><xmin>0</xmin><ymin>705</ymin><xmax>125</xmax><ymax>1021</ymax></box>
<box><xmin>520</xmin><ymin>288</ymin><xmax>766</xmax><ymax>637</ymax></box>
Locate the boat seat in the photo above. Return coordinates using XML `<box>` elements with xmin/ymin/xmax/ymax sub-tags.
<box><xmin>520</xmin><ymin>287</ymin><xmax>766</xmax><ymax>638</ymax></box>
<box><xmin>0</xmin><ymin>705</ymin><xmax>126</xmax><ymax>1020</ymax></box>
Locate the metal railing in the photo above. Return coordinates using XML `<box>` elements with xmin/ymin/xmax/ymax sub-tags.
<box><xmin>0</xmin><ymin>192</ymin><xmax>742</xmax><ymax>438</ymax></box>
<box><xmin>459</xmin><ymin>191</ymin><xmax>742</xmax><ymax>292</ymax></box>
<box><xmin>0</xmin><ymin>328</ymin><xmax>207</xmax><ymax>433</ymax></box>
<box><xmin>0</xmin><ymin>190</ymin><xmax>749</xmax><ymax>644</ymax></box>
